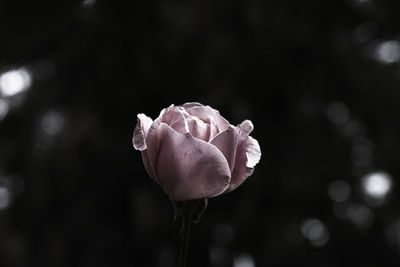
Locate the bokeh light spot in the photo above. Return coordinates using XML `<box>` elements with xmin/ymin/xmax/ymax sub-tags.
<box><xmin>209</xmin><ymin>247</ymin><xmax>231</xmax><ymax>266</ymax></box>
<box><xmin>353</xmin><ymin>0</ymin><xmax>371</xmax><ymax>5</ymax></box>
<box><xmin>301</xmin><ymin>219</ymin><xmax>329</xmax><ymax>247</ymax></box>
<box><xmin>233</xmin><ymin>253</ymin><xmax>255</xmax><ymax>267</ymax></box>
<box><xmin>374</xmin><ymin>40</ymin><xmax>400</xmax><ymax>64</ymax></box>
<box><xmin>0</xmin><ymin>187</ymin><xmax>10</xmax><ymax>210</ymax></box>
<box><xmin>41</xmin><ymin>110</ymin><xmax>65</xmax><ymax>136</ymax></box>
<box><xmin>347</xmin><ymin>203</ymin><xmax>374</xmax><ymax>229</ymax></box>
<box><xmin>83</xmin><ymin>0</ymin><xmax>96</xmax><ymax>6</ymax></box>
<box><xmin>362</xmin><ymin>171</ymin><xmax>392</xmax><ymax>200</ymax></box>
<box><xmin>0</xmin><ymin>98</ymin><xmax>9</xmax><ymax>120</ymax></box>
<box><xmin>0</xmin><ymin>68</ymin><xmax>32</xmax><ymax>97</ymax></box>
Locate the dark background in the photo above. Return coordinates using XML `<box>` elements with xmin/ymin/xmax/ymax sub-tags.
<box><xmin>1</xmin><ymin>0</ymin><xmax>400</xmax><ymax>266</ymax></box>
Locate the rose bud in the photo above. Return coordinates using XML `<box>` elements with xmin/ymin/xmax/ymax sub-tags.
<box><xmin>132</xmin><ymin>102</ymin><xmax>261</xmax><ymax>201</ymax></box>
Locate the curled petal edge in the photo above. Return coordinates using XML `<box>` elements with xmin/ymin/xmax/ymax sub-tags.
<box><xmin>133</xmin><ymin>113</ymin><xmax>154</xmax><ymax>151</ymax></box>
<box><xmin>227</xmin><ymin>122</ymin><xmax>261</xmax><ymax>192</ymax></box>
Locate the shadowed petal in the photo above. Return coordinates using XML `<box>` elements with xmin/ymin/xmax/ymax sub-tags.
<box><xmin>210</xmin><ymin>126</ymin><xmax>238</xmax><ymax>171</ymax></box>
<box><xmin>141</xmin><ymin>150</ymin><xmax>157</xmax><ymax>181</ymax></box>
<box><xmin>208</xmin><ymin>116</ymin><xmax>220</xmax><ymax>141</ymax></box>
<box><xmin>228</xmin><ymin>135</ymin><xmax>261</xmax><ymax>192</ymax></box>
<box><xmin>133</xmin><ymin>113</ymin><xmax>153</xmax><ymax>151</ymax></box>
<box><xmin>156</xmin><ymin>123</ymin><xmax>231</xmax><ymax>201</ymax></box>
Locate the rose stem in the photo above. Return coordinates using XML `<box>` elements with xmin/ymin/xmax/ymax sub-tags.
<box><xmin>179</xmin><ymin>204</ymin><xmax>193</xmax><ymax>267</ymax></box>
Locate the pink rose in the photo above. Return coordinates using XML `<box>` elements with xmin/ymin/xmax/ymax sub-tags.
<box><xmin>132</xmin><ymin>102</ymin><xmax>261</xmax><ymax>201</ymax></box>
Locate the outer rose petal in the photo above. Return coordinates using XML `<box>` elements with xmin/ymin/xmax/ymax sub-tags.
<box><xmin>210</xmin><ymin>126</ymin><xmax>238</xmax><ymax>171</ymax></box>
<box><xmin>142</xmin><ymin>117</ymin><xmax>163</xmax><ymax>185</ymax></box>
<box><xmin>141</xmin><ymin>150</ymin><xmax>157</xmax><ymax>182</ymax></box>
<box><xmin>245</xmin><ymin>136</ymin><xmax>261</xmax><ymax>168</ymax></box>
<box><xmin>155</xmin><ymin>123</ymin><xmax>231</xmax><ymax>201</ymax></box>
<box><xmin>226</xmin><ymin>120</ymin><xmax>261</xmax><ymax>192</ymax></box>
<box><xmin>238</xmin><ymin>120</ymin><xmax>254</xmax><ymax>135</ymax></box>
<box><xmin>132</xmin><ymin>113</ymin><xmax>154</xmax><ymax>151</ymax></box>
<box><xmin>228</xmin><ymin>135</ymin><xmax>261</xmax><ymax>192</ymax></box>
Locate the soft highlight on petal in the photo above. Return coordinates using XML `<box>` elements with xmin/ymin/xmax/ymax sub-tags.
<box><xmin>238</xmin><ymin>120</ymin><xmax>254</xmax><ymax>135</ymax></box>
<box><xmin>133</xmin><ymin>113</ymin><xmax>153</xmax><ymax>151</ymax></box>
<box><xmin>155</xmin><ymin>123</ymin><xmax>231</xmax><ymax>201</ymax></box>
<box><xmin>180</xmin><ymin>102</ymin><xmax>203</xmax><ymax>109</ymax></box>
<box><xmin>245</xmin><ymin>136</ymin><xmax>261</xmax><ymax>168</ymax></box>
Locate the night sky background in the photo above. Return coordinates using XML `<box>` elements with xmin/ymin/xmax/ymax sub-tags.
<box><xmin>1</xmin><ymin>0</ymin><xmax>400</xmax><ymax>266</ymax></box>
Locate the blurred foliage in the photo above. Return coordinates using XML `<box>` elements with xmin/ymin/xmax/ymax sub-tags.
<box><xmin>1</xmin><ymin>0</ymin><xmax>400</xmax><ymax>266</ymax></box>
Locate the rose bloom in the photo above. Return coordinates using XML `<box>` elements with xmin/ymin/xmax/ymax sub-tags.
<box><xmin>133</xmin><ymin>102</ymin><xmax>261</xmax><ymax>201</ymax></box>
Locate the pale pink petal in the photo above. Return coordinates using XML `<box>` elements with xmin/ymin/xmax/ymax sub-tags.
<box><xmin>186</xmin><ymin>116</ymin><xmax>210</xmax><ymax>141</ymax></box>
<box><xmin>155</xmin><ymin>123</ymin><xmax>231</xmax><ymax>201</ymax></box>
<box><xmin>132</xmin><ymin>113</ymin><xmax>154</xmax><ymax>151</ymax></box>
<box><xmin>180</xmin><ymin>102</ymin><xmax>203</xmax><ymax>109</ymax></box>
<box><xmin>184</xmin><ymin>105</ymin><xmax>230</xmax><ymax>133</ymax></box>
<box><xmin>158</xmin><ymin>104</ymin><xmax>174</xmax><ymax>117</ymax></box>
<box><xmin>142</xmin><ymin>117</ymin><xmax>163</xmax><ymax>185</ymax></box>
<box><xmin>210</xmin><ymin>126</ymin><xmax>238</xmax><ymax>171</ymax></box>
<box><xmin>228</xmin><ymin>131</ymin><xmax>261</xmax><ymax>192</ymax></box>
<box><xmin>245</xmin><ymin>136</ymin><xmax>261</xmax><ymax>168</ymax></box>
<box><xmin>238</xmin><ymin>120</ymin><xmax>254</xmax><ymax>135</ymax></box>
<box><xmin>208</xmin><ymin>116</ymin><xmax>220</xmax><ymax>141</ymax></box>
<box><xmin>160</xmin><ymin>107</ymin><xmax>189</xmax><ymax>134</ymax></box>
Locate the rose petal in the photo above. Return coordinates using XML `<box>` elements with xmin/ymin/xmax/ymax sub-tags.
<box><xmin>184</xmin><ymin>105</ymin><xmax>230</xmax><ymax>133</ymax></box>
<box><xmin>238</xmin><ymin>120</ymin><xmax>254</xmax><ymax>135</ymax></box>
<box><xmin>161</xmin><ymin>106</ymin><xmax>189</xmax><ymax>134</ymax></box>
<box><xmin>210</xmin><ymin>126</ymin><xmax>238</xmax><ymax>171</ymax></box>
<box><xmin>155</xmin><ymin>123</ymin><xmax>231</xmax><ymax>201</ymax></box>
<box><xmin>180</xmin><ymin>102</ymin><xmax>203</xmax><ymax>109</ymax></box>
<box><xmin>132</xmin><ymin>113</ymin><xmax>154</xmax><ymax>151</ymax></box>
<box><xmin>228</xmin><ymin>133</ymin><xmax>261</xmax><ymax>192</ymax></box>
<box><xmin>158</xmin><ymin>104</ymin><xmax>174</xmax><ymax>117</ymax></box>
<box><xmin>245</xmin><ymin>136</ymin><xmax>261</xmax><ymax>168</ymax></box>
<box><xmin>143</xmin><ymin>117</ymin><xmax>163</xmax><ymax>185</ymax></box>
<box><xmin>141</xmin><ymin>150</ymin><xmax>157</xmax><ymax>181</ymax></box>
<box><xmin>208</xmin><ymin>116</ymin><xmax>220</xmax><ymax>141</ymax></box>
<box><xmin>186</xmin><ymin>116</ymin><xmax>210</xmax><ymax>141</ymax></box>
